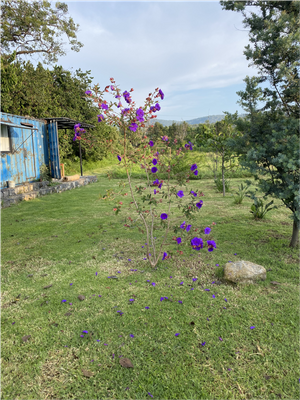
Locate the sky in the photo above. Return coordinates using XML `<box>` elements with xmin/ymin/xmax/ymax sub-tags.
<box><xmin>30</xmin><ymin>1</ymin><xmax>264</xmax><ymax>122</ymax></box>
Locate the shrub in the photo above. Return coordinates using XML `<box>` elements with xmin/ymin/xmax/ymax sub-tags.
<box><xmin>233</xmin><ymin>181</ymin><xmax>252</xmax><ymax>204</ymax></box>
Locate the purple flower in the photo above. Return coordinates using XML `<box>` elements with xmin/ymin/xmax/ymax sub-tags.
<box><xmin>175</xmin><ymin>333</ymin><xmax>180</xmax><ymax>336</ymax></box>
<box><xmin>216</xmin><ymin>264</ymin><xmax>219</xmax><ymax>266</ymax></box>
<box><xmin>223</xmin><ymin>307</ymin><xmax>227</xmax><ymax>309</ymax></box>
<box><xmin>121</xmin><ymin>108</ymin><xmax>130</xmax><ymax>115</ymax></box>
<box><xmin>123</xmin><ymin>91</ymin><xmax>132</xmax><ymax>104</ymax></box>
<box><xmin>82</xmin><ymin>330</ymin><xmax>88</xmax><ymax>334</ymax></box>
<box><xmin>228</xmin><ymin>368</ymin><xmax>232</xmax><ymax>371</ymax></box>
<box><xmin>151</xmin><ymin>167</ymin><xmax>158</xmax><ymax>173</ymax></box>
<box><xmin>194</xmin><ymin>170</ymin><xmax>198</xmax><ymax>176</ymax></box>
<box><xmin>191</xmin><ymin>288</ymin><xmax>194</xmax><ymax>291</ymax></box>
<box><xmin>162</xmin><ymin>252</ymin><xmax>168</xmax><ymax>260</ymax></box>
<box><xmin>180</xmin><ymin>281</ymin><xmax>184</xmax><ymax>285</ymax></box>
<box><xmin>153</xmin><ymin>179</ymin><xmax>159</xmax><ymax>185</ymax></box>
<box><xmin>219</xmin><ymin>337</ymin><xmax>223</xmax><ymax>341</ymax></box>
<box><xmin>186</xmin><ymin>224</ymin><xmax>192</xmax><ymax>232</ymax></box>
<box><xmin>61</xmin><ymin>299</ymin><xmax>66</xmax><ymax>303</ymax></box>
<box><xmin>190</xmin><ymin>190</ymin><xmax>197</xmax><ymax>197</ymax></box>
<box><xmin>158</xmin><ymin>182</ymin><xmax>162</xmax><ymax>189</ymax></box>
<box><xmin>201</xmin><ymin>342</ymin><xmax>206</xmax><ymax>346</ymax></box>
<box><xmin>69</xmin><ymin>302</ymin><xmax>72</xmax><ymax>305</ymax></box>
<box><xmin>98</xmin><ymin>295</ymin><xmax>101</xmax><ymax>297</ymax></box>
<box><xmin>190</xmin><ymin>164</ymin><xmax>197</xmax><ymax>172</ymax></box>
<box><xmin>70</xmin><ymin>283</ymin><xmax>73</xmax><ymax>286</ymax></box>
<box><xmin>145</xmin><ymin>306</ymin><xmax>150</xmax><ymax>309</ymax></box>
<box><xmin>178</xmin><ymin>300</ymin><xmax>182</xmax><ymax>304</ymax></box>
<box><xmin>207</xmin><ymin>240</ymin><xmax>217</xmax><ymax>252</ymax></box>
<box><xmin>159</xmin><ymin>89</ymin><xmax>164</xmax><ymax>99</ymax></box>
<box><xmin>196</xmin><ymin>201</ymin><xmax>203</xmax><ymax>209</ymax></box>
<box><xmin>250</xmin><ymin>326</ymin><xmax>255</xmax><ymax>329</ymax></box>
<box><xmin>212</xmin><ymin>295</ymin><xmax>215</xmax><ymax>299</ymax></box>
<box><xmin>152</xmin><ymin>282</ymin><xmax>156</xmax><ymax>286</ymax></box>
<box><xmin>104</xmin><ymin>343</ymin><xmax>108</xmax><ymax>346</ymax></box>
<box><xmin>170</xmin><ymin>276</ymin><xmax>172</xmax><ymax>278</ymax></box>
<box><xmin>191</xmin><ymin>237</ymin><xmax>203</xmax><ymax>251</ymax></box>
<box><xmin>149</xmin><ymin>140</ymin><xmax>154</xmax><ymax>147</ymax></box>
<box><xmin>152</xmin><ymin>158</ymin><xmax>157</xmax><ymax>165</ymax></box>
<box><xmin>160</xmin><ymin>297</ymin><xmax>165</xmax><ymax>301</ymax></box>
<box><xmin>148</xmin><ymin>393</ymin><xmax>153</xmax><ymax>398</ymax></box>
<box><xmin>117</xmin><ymin>155</ymin><xmax>122</xmax><ymax>162</ymax></box>
<box><xmin>98</xmin><ymin>114</ymin><xmax>105</xmax><ymax>122</ymax></box>
<box><xmin>12</xmin><ymin>322</ymin><xmax>15</xmax><ymax>325</ymax></box>
<box><xmin>136</xmin><ymin>108</ymin><xmax>144</xmax><ymax>122</ymax></box>
<box><xmin>154</xmin><ymin>189</ymin><xmax>157</xmax><ymax>194</ymax></box>
<box><xmin>205</xmin><ymin>289</ymin><xmax>210</xmax><ymax>291</ymax></box>
<box><xmin>176</xmin><ymin>237</ymin><xmax>182</xmax><ymax>245</ymax></box>
<box><xmin>204</xmin><ymin>227</ymin><xmax>211</xmax><ymax>234</ymax></box>
<box><xmin>207</xmin><ymin>318</ymin><xmax>209</xmax><ymax>321</ymax></box>
<box><xmin>180</xmin><ymin>221</ymin><xmax>186</xmax><ymax>229</ymax></box>
<box><xmin>161</xmin><ymin>213</ymin><xmax>168</xmax><ymax>220</ymax></box>
<box><xmin>118</xmin><ymin>271</ymin><xmax>121</xmax><ymax>273</ymax></box>
<box><xmin>155</xmin><ymin>103</ymin><xmax>161</xmax><ymax>111</ymax></box>
<box><xmin>130</xmin><ymin>334</ymin><xmax>134</xmax><ymax>338</ymax></box>
<box><xmin>95</xmin><ymin>272</ymin><xmax>98</xmax><ymax>276</ymax></box>
<box><xmin>85</xmin><ymin>90</ymin><xmax>92</xmax><ymax>95</ymax></box>
<box><xmin>192</xmin><ymin>278</ymin><xmax>197</xmax><ymax>282</ymax></box>
<box><xmin>80</xmin><ymin>335</ymin><xmax>84</xmax><ymax>338</ymax></box>
<box><xmin>177</xmin><ymin>190</ymin><xmax>184</xmax><ymax>198</ymax></box>
<box><xmin>129</xmin><ymin>299</ymin><xmax>134</xmax><ymax>302</ymax></box>
<box><xmin>224</xmin><ymin>298</ymin><xmax>227</xmax><ymax>302</ymax></box>
<box><xmin>128</xmin><ymin>259</ymin><xmax>131</xmax><ymax>261</ymax></box>
<box><xmin>101</xmin><ymin>103</ymin><xmax>108</xmax><ymax>110</ymax></box>
<box><xmin>129</xmin><ymin>123</ymin><xmax>138</xmax><ymax>132</ymax></box>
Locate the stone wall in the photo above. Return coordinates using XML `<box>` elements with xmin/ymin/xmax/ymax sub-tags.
<box><xmin>1</xmin><ymin>176</ymin><xmax>97</xmax><ymax>208</ymax></box>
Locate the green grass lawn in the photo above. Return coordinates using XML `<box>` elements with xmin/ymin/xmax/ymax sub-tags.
<box><xmin>1</xmin><ymin>165</ymin><xmax>299</xmax><ymax>399</ymax></box>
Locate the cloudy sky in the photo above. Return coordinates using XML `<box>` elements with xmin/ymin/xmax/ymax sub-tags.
<box><xmin>35</xmin><ymin>1</ymin><xmax>262</xmax><ymax>121</ymax></box>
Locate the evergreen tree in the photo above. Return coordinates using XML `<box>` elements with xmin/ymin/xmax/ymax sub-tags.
<box><xmin>221</xmin><ymin>0</ymin><xmax>300</xmax><ymax>247</ymax></box>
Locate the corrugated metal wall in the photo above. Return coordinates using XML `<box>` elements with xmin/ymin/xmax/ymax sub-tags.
<box><xmin>1</xmin><ymin>113</ymin><xmax>49</xmax><ymax>188</ymax></box>
<box><xmin>48</xmin><ymin>120</ymin><xmax>61</xmax><ymax>179</ymax></box>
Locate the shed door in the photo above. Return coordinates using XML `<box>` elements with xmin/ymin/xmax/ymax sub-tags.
<box><xmin>23</xmin><ymin>128</ymin><xmax>37</xmax><ymax>180</ymax></box>
<box><xmin>48</xmin><ymin>121</ymin><xmax>61</xmax><ymax>179</ymax></box>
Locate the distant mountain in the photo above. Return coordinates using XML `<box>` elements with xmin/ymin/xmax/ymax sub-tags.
<box><xmin>152</xmin><ymin>114</ymin><xmax>247</xmax><ymax>127</ymax></box>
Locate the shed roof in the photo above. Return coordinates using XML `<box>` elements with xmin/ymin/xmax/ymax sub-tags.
<box><xmin>0</xmin><ymin>119</ymin><xmax>38</xmax><ymax>130</ymax></box>
<box><xmin>43</xmin><ymin>117</ymin><xmax>95</xmax><ymax>130</ymax></box>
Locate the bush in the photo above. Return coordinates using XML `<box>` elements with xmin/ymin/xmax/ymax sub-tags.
<box><xmin>233</xmin><ymin>181</ymin><xmax>252</xmax><ymax>204</ymax></box>
<box><xmin>246</xmin><ymin>192</ymin><xmax>278</xmax><ymax>219</ymax></box>
<box><xmin>39</xmin><ymin>163</ymin><xmax>51</xmax><ymax>182</ymax></box>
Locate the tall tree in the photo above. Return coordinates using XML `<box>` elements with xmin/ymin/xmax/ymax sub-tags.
<box><xmin>220</xmin><ymin>0</ymin><xmax>300</xmax><ymax>247</ymax></box>
<box><xmin>195</xmin><ymin>114</ymin><xmax>240</xmax><ymax>196</ymax></box>
<box><xmin>1</xmin><ymin>0</ymin><xmax>83</xmax><ymax>65</ymax></box>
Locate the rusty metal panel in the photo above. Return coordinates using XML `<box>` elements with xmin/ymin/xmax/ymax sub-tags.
<box><xmin>48</xmin><ymin>120</ymin><xmax>61</xmax><ymax>179</ymax></box>
<box><xmin>1</xmin><ymin>113</ymin><xmax>49</xmax><ymax>188</ymax></box>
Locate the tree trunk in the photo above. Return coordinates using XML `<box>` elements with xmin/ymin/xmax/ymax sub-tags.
<box><xmin>289</xmin><ymin>220</ymin><xmax>299</xmax><ymax>247</ymax></box>
<box><xmin>222</xmin><ymin>155</ymin><xmax>225</xmax><ymax>197</ymax></box>
<box><xmin>214</xmin><ymin>154</ymin><xmax>218</xmax><ymax>180</ymax></box>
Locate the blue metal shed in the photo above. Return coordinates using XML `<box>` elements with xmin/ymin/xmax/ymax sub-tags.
<box><xmin>0</xmin><ymin>113</ymin><xmax>94</xmax><ymax>189</ymax></box>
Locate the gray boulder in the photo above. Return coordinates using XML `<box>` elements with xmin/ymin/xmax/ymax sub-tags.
<box><xmin>224</xmin><ymin>260</ymin><xmax>266</xmax><ymax>284</ymax></box>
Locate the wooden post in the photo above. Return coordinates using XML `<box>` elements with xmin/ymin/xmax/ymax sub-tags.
<box><xmin>60</xmin><ymin>163</ymin><xmax>65</xmax><ymax>178</ymax></box>
<box><xmin>79</xmin><ymin>140</ymin><xmax>83</xmax><ymax>177</ymax></box>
